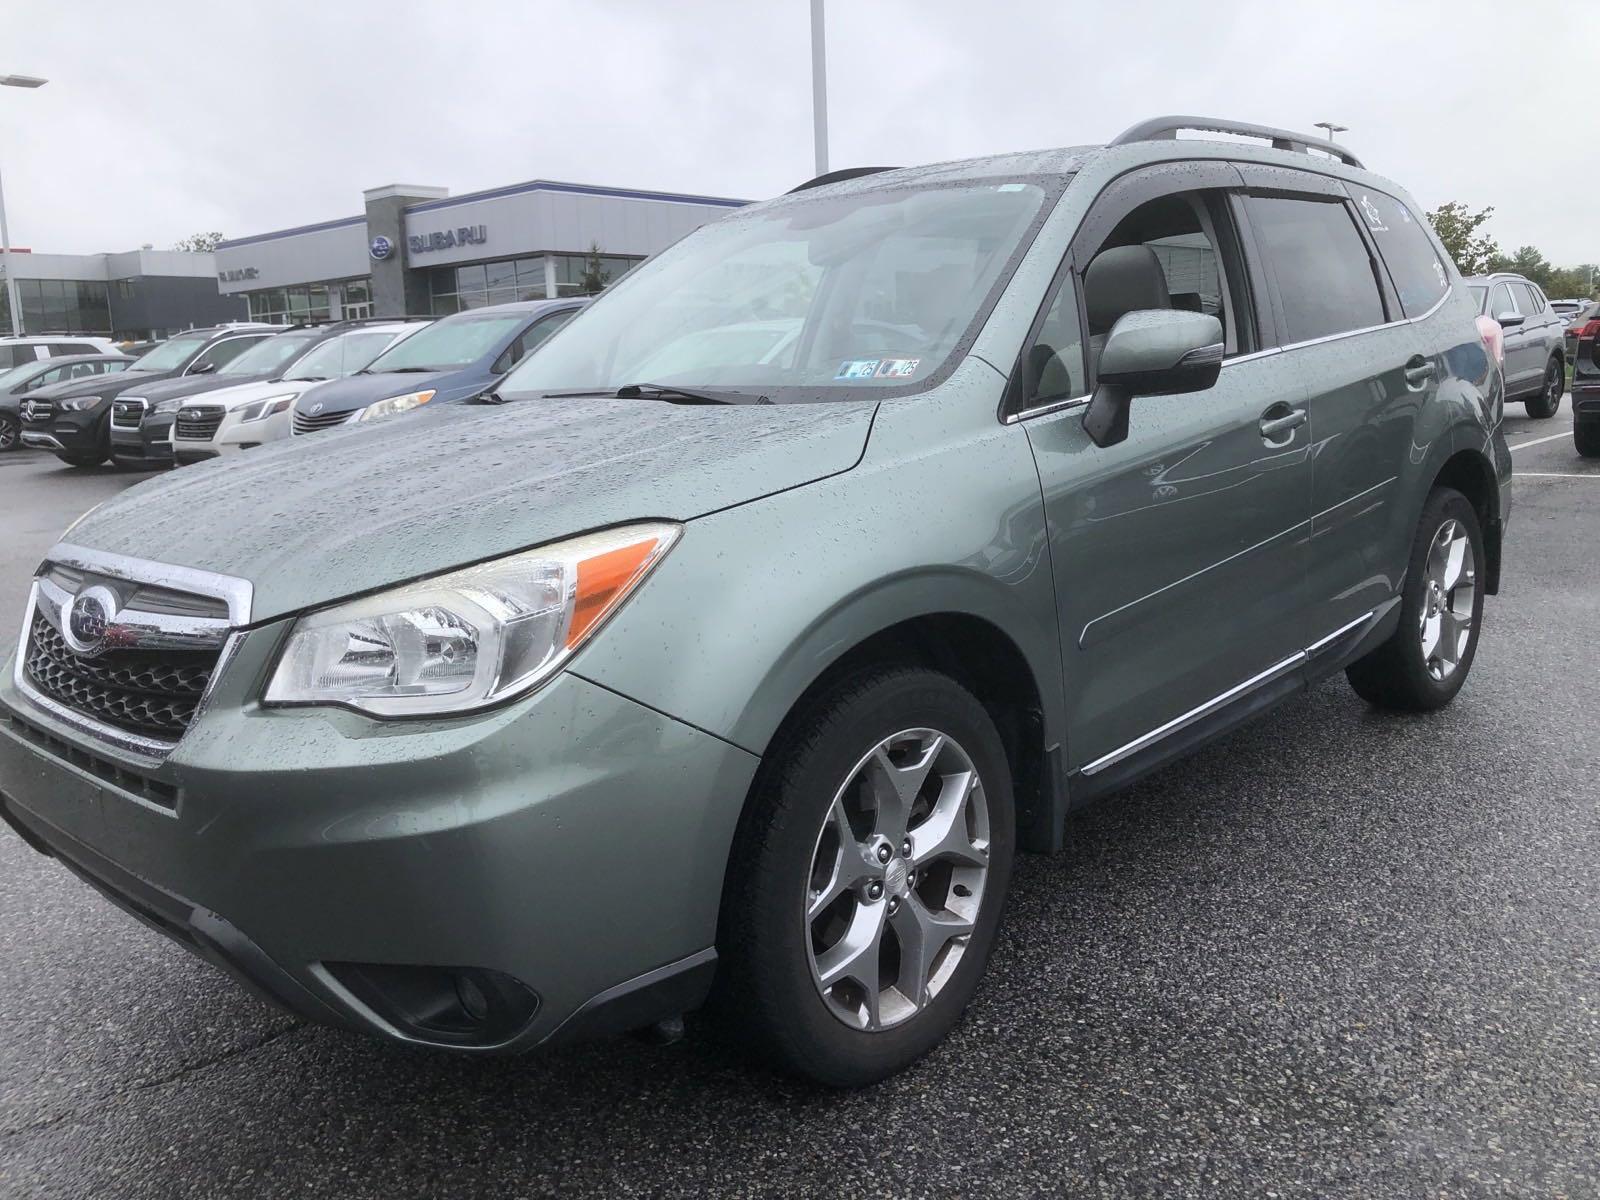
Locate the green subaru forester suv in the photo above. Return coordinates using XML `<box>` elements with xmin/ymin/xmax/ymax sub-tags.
<box><xmin>0</xmin><ymin>118</ymin><xmax>1511</xmax><ymax>1086</ymax></box>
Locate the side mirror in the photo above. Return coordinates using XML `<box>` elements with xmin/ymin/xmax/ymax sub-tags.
<box><xmin>1494</xmin><ymin>310</ymin><xmax>1525</xmax><ymax>329</ymax></box>
<box><xmin>188</xmin><ymin>360</ymin><xmax>217</xmax><ymax>375</ymax></box>
<box><xmin>1082</xmin><ymin>309</ymin><xmax>1224</xmax><ymax>448</ymax></box>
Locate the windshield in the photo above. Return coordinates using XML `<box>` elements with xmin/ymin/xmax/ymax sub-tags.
<box><xmin>220</xmin><ymin>330</ymin><xmax>322</xmax><ymax>376</ymax></box>
<box><xmin>365</xmin><ymin>314</ymin><xmax>525</xmax><ymax>372</ymax></box>
<box><xmin>130</xmin><ymin>334</ymin><xmax>209</xmax><ymax>372</ymax></box>
<box><xmin>0</xmin><ymin>363</ymin><xmax>40</xmax><ymax>390</ymax></box>
<box><xmin>286</xmin><ymin>328</ymin><xmax>409</xmax><ymax>380</ymax></box>
<box><xmin>499</xmin><ymin>180</ymin><xmax>1048</xmax><ymax>401</ymax></box>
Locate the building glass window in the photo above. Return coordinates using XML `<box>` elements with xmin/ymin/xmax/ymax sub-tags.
<box><xmin>551</xmin><ymin>253</ymin><xmax>640</xmax><ymax>297</ymax></box>
<box><xmin>0</xmin><ymin>277</ymin><xmax>112</xmax><ymax>335</ymax></box>
<box><xmin>244</xmin><ymin>281</ymin><xmax>350</xmax><ymax>324</ymax></box>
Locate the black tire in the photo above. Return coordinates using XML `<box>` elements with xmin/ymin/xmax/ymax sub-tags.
<box><xmin>0</xmin><ymin>413</ymin><xmax>17</xmax><ymax>452</ymax></box>
<box><xmin>715</xmin><ymin>665</ymin><xmax>1016</xmax><ymax>1087</ymax></box>
<box><xmin>1524</xmin><ymin>357</ymin><xmax>1563</xmax><ymax>418</ymax></box>
<box><xmin>54</xmin><ymin>451</ymin><xmax>107</xmax><ymax>468</ymax></box>
<box><xmin>1347</xmin><ymin>487</ymin><xmax>1485</xmax><ymax>711</ymax></box>
<box><xmin>1576</xmin><ymin>421</ymin><xmax>1600</xmax><ymax>459</ymax></box>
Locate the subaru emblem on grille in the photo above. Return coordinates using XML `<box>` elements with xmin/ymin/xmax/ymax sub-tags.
<box><xmin>62</xmin><ymin>585</ymin><xmax>119</xmax><ymax>657</ymax></box>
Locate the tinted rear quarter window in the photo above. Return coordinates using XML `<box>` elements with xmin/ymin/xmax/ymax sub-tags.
<box><xmin>1246</xmin><ymin>195</ymin><xmax>1387</xmax><ymax>343</ymax></box>
<box><xmin>1354</xmin><ymin>190</ymin><xmax>1450</xmax><ymax>315</ymax></box>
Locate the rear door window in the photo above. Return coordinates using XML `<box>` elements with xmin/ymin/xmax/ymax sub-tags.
<box><xmin>1353</xmin><ymin>190</ymin><xmax>1450</xmax><ymax>316</ymax></box>
<box><xmin>1510</xmin><ymin>282</ymin><xmax>1541</xmax><ymax>315</ymax></box>
<box><xmin>1246</xmin><ymin>194</ymin><xmax>1387</xmax><ymax>344</ymax></box>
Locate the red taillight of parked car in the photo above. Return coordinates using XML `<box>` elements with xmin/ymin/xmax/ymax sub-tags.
<box><xmin>1570</xmin><ymin>319</ymin><xmax>1600</xmax><ymax>341</ymax></box>
<box><xmin>1475</xmin><ymin>314</ymin><xmax>1504</xmax><ymax>366</ymax></box>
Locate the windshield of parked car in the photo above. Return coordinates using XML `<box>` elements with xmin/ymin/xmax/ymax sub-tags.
<box><xmin>285</xmin><ymin>328</ymin><xmax>410</xmax><ymax>380</ymax></box>
<box><xmin>220</xmin><ymin>330</ymin><xmax>323</xmax><ymax>376</ymax></box>
<box><xmin>129</xmin><ymin>333</ymin><xmax>209</xmax><ymax>372</ymax></box>
<box><xmin>364</xmin><ymin>314</ymin><xmax>525</xmax><ymax>372</ymax></box>
<box><xmin>0</xmin><ymin>363</ymin><xmax>42</xmax><ymax>391</ymax></box>
<box><xmin>497</xmin><ymin>180</ymin><xmax>1050</xmax><ymax>401</ymax></box>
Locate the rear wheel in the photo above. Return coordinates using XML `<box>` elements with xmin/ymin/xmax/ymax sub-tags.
<box><xmin>1524</xmin><ymin>357</ymin><xmax>1563</xmax><ymax>418</ymax></box>
<box><xmin>716</xmin><ymin>666</ymin><xmax>1015</xmax><ymax>1087</ymax></box>
<box><xmin>1576</xmin><ymin>421</ymin><xmax>1600</xmax><ymax>459</ymax></box>
<box><xmin>0</xmin><ymin>413</ymin><xmax>17</xmax><ymax>452</ymax></box>
<box><xmin>1347</xmin><ymin>487</ymin><xmax>1485</xmax><ymax>711</ymax></box>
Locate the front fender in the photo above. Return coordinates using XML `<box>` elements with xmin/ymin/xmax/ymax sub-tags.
<box><xmin>569</xmin><ymin>376</ymin><xmax>1064</xmax><ymax>761</ymax></box>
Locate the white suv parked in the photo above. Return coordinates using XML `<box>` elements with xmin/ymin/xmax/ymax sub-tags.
<box><xmin>0</xmin><ymin>335</ymin><xmax>118</xmax><ymax>369</ymax></box>
<box><xmin>170</xmin><ymin>320</ymin><xmax>428</xmax><ymax>464</ymax></box>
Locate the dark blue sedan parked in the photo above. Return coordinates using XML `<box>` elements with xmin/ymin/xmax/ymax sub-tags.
<box><xmin>290</xmin><ymin>298</ymin><xmax>586</xmax><ymax>435</ymax></box>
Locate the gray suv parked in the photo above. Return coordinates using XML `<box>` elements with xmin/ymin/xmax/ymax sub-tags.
<box><xmin>0</xmin><ymin>118</ymin><xmax>1511</xmax><ymax>1086</ymax></box>
<box><xmin>1467</xmin><ymin>272</ymin><xmax>1567</xmax><ymax>417</ymax></box>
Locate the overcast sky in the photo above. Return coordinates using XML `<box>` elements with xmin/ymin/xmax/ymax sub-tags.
<box><xmin>5</xmin><ymin>0</ymin><xmax>1594</xmax><ymax>265</ymax></box>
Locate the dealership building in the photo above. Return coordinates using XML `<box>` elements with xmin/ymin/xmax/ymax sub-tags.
<box><xmin>212</xmin><ymin>178</ymin><xmax>751</xmax><ymax>324</ymax></box>
<box><xmin>0</xmin><ymin>249</ymin><xmax>246</xmax><ymax>340</ymax></box>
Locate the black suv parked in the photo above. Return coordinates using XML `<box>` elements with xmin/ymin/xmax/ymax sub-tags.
<box><xmin>111</xmin><ymin>320</ymin><xmax>424</xmax><ymax>468</ymax></box>
<box><xmin>20</xmin><ymin>325</ymin><xmax>277</xmax><ymax>467</ymax></box>
<box><xmin>1467</xmin><ymin>273</ymin><xmax>1567</xmax><ymax>418</ymax></box>
<box><xmin>1572</xmin><ymin>305</ymin><xmax>1600</xmax><ymax>457</ymax></box>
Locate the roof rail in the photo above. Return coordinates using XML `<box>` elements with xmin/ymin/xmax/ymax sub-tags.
<box><xmin>788</xmin><ymin>166</ymin><xmax>900</xmax><ymax>194</ymax></box>
<box><xmin>1108</xmin><ymin>116</ymin><xmax>1364</xmax><ymax>169</ymax></box>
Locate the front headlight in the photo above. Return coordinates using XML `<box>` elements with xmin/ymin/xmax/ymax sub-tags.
<box><xmin>239</xmin><ymin>394</ymin><xmax>296</xmax><ymax>422</ymax></box>
<box><xmin>151</xmin><ymin>397</ymin><xmax>183</xmax><ymax>415</ymax></box>
<box><xmin>358</xmin><ymin>389</ymin><xmax>435</xmax><ymax>422</ymax></box>
<box><xmin>59</xmin><ymin>395</ymin><xmax>103</xmax><ymax>412</ymax></box>
<box><xmin>263</xmin><ymin>522</ymin><xmax>680</xmax><ymax>717</ymax></box>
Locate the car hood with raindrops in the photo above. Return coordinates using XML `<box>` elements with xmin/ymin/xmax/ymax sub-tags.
<box><xmin>64</xmin><ymin>397</ymin><xmax>878</xmax><ymax>620</ymax></box>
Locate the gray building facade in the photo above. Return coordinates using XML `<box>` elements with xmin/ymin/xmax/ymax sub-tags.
<box><xmin>212</xmin><ymin>178</ymin><xmax>749</xmax><ymax>324</ymax></box>
<box><xmin>0</xmin><ymin>249</ymin><xmax>247</xmax><ymax>339</ymax></box>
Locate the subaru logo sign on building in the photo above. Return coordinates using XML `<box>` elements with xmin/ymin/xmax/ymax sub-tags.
<box><xmin>369</xmin><ymin>234</ymin><xmax>395</xmax><ymax>261</ymax></box>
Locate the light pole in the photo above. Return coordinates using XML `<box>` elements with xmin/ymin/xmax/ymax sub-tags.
<box><xmin>0</xmin><ymin>73</ymin><xmax>47</xmax><ymax>337</ymax></box>
<box><xmin>810</xmin><ymin>0</ymin><xmax>829</xmax><ymax>176</ymax></box>
<box><xmin>1313</xmin><ymin>121</ymin><xmax>1348</xmax><ymax>141</ymax></box>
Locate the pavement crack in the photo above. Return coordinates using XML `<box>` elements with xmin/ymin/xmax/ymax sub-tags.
<box><xmin>128</xmin><ymin>1021</ymin><xmax>306</xmax><ymax>1094</ymax></box>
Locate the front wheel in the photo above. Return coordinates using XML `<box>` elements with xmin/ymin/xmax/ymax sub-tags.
<box><xmin>1524</xmin><ymin>358</ymin><xmax>1563</xmax><ymax>418</ymax></box>
<box><xmin>716</xmin><ymin>666</ymin><xmax>1015</xmax><ymax>1087</ymax></box>
<box><xmin>0</xmin><ymin>413</ymin><xmax>17</xmax><ymax>452</ymax></box>
<box><xmin>1576</xmin><ymin>421</ymin><xmax>1600</xmax><ymax>459</ymax></box>
<box><xmin>1347</xmin><ymin>487</ymin><xmax>1485</xmax><ymax>711</ymax></box>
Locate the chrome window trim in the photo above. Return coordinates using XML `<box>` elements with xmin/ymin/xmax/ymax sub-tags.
<box><xmin>45</xmin><ymin>543</ymin><xmax>253</xmax><ymax>625</ymax></box>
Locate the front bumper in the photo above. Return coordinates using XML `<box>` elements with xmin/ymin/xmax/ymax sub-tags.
<box><xmin>22</xmin><ymin>408</ymin><xmax>103</xmax><ymax>454</ymax></box>
<box><xmin>111</xmin><ymin>413</ymin><xmax>174</xmax><ymax>466</ymax></box>
<box><xmin>174</xmin><ymin>407</ymin><xmax>292</xmax><ymax>463</ymax></box>
<box><xmin>0</xmin><ymin>628</ymin><xmax>758</xmax><ymax>1051</ymax></box>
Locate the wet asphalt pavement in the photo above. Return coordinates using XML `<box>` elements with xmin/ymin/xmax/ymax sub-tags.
<box><xmin>0</xmin><ymin>406</ymin><xmax>1596</xmax><ymax>1199</ymax></box>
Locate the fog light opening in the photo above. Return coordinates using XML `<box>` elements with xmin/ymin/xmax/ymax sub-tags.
<box><xmin>324</xmin><ymin>961</ymin><xmax>540</xmax><ymax>1048</ymax></box>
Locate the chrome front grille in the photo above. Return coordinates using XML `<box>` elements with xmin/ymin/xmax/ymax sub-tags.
<box><xmin>293</xmin><ymin>407</ymin><xmax>353</xmax><ymax>435</ymax></box>
<box><xmin>24</xmin><ymin>614</ymin><xmax>212</xmax><ymax>739</ymax></box>
<box><xmin>175</xmin><ymin>406</ymin><xmax>225</xmax><ymax>441</ymax></box>
<box><xmin>14</xmin><ymin>547</ymin><xmax>252</xmax><ymax>757</ymax></box>
<box><xmin>110</xmin><ymin>397</ymin><xmax>148</xmax><ymax>430</ymax></box>
<box><xmin>20</xmin><ymin>397</ymin><xmax>53</xmax><ymax>422</ymax></box>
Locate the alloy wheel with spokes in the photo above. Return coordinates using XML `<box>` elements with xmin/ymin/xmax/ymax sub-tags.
<box><xmin>804</xmin><ymin>728</ymin><xmax>990</xmax><ymax>1031</ymax></box>
<box><xmin>1418</xmin><ymin>518</ymin><xmax>1476</xmax><ymax>682</ymax></box>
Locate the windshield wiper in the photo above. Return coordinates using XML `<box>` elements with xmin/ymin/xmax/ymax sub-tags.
<box><xmin>381</xmin><ymin>365</ymin><xmax>443</xmax><ymax>374</ymax></box>
<box><xmin>543</xmin><ymin>382</ymin><xmax>765</xmax><ymax>405</ymax></box>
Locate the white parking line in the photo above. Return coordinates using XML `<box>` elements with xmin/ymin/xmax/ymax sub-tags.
<box><xmin>1508</xmin><ymin>432</ymin><xmax>1573</xmax><ymax>452</ymax></box>
<box><xmin>1515</xmin><ymin>472</ymin><xmax>1600</xmax><ymax>479</ymax></box>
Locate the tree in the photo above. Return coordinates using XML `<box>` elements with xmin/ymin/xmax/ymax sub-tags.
<box><xmin>578</xmin><ymin>241</ymin><xmax>610</xmax><ymax>294</ymax></box>
<box><xmin>172</xmin><ymin>231</ymin><xmax>225</xmax><ymax>253</ymax></box>
<box><xmin>1425</xmin><ymin>202</ymin><xmax>1499</xmax><ymax>276</ymax></box>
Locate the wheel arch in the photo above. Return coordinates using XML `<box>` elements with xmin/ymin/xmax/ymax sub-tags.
<box><xmin>1430</xmin><ymin>446</ymin><xmax>1502</xmax><ymax>595</ymax></box>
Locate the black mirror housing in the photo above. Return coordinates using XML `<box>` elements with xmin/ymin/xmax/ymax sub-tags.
<box><xmin>1083</xmin><ymin>309</ymin><xmax>1224</xmax><ymax>448</ymax></box>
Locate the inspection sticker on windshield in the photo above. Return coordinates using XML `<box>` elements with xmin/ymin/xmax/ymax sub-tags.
<box><xmin>874</xmin><ymin>358</ymin><xmax>920</xmax><ymax>378</ymax></box>
<box><xmin>835</xmin><ymin>359</ymin><xmax>881</xmax><ymax>379</ymax></box>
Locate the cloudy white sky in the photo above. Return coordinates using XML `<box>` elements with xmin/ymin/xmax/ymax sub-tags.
<box><xmin>5</xmin><ymin>0</ymin><xmax>1594</xmax><ymax>264</ymax></box>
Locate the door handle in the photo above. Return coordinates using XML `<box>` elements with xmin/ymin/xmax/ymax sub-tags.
<box><xmin>1259</xmin><ymin>405</ymin><xmax>1307</xmax><ymax>445</ymax></box>
<box><xmin>1403</xmin><ymin>356</ymin><xmax>1436</xmax><ymax>389</ymax></box>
